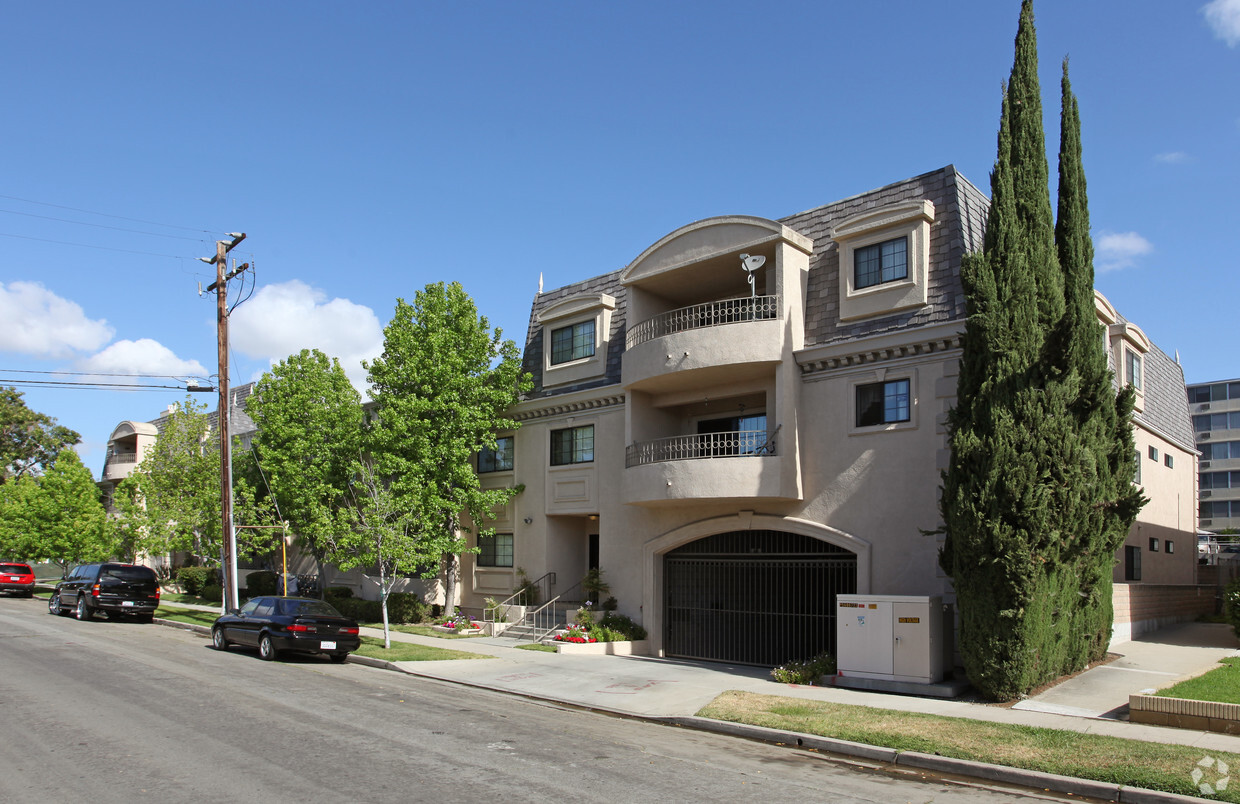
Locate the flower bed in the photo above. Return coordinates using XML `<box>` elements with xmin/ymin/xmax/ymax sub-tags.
<box><xmin>553</xmin><ymin>624</ymin><xmax>596</xmax><ymax>643</ymax></box>
<box><xmin>433</xmin><ymin>610</ymin><xmax>482</xmax><ymax>635</ymax></box>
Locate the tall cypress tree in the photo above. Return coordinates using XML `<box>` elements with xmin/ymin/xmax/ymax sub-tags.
<box><xmin>1053</xmin><ymin>58</ymin><xmax>1145</xmax><ymax>662</ymax></box>
<box><xmin>938</xmin><ymin>0</ymin><xmax>1138</xmax><ymax>699</ymax></box>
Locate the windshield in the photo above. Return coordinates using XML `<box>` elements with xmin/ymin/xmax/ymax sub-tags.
<box><xmin>1</xmin><ymin>564</ymin><xmax>31</xmax><ymax>574</ymax></box>
<box><xmin>101</xmin><ymin>565</ymin><xmax>156</xmax><ymax>582</ymax></box>
<box><xmin>279</xmin><ymin>599</ymin><xmax>344</xmax><ymax>618</ymax></box>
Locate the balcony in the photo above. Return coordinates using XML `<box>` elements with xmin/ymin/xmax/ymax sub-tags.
<box><xmin>102</xmin><ymin>452</ymin><xmax>139</xmax><ymax>482</ymax></box>
<box><xmin>626</xmin><ymin>295</ymin><xmax>778</xmax><ymax>350</ymax></box>
<box><xmin>626</xmin><ymin>428</ymin><xmax>775</xmax><ymax>467</ymax></box>
<box><xmin>622</xmin><ymin>296</ymin><xmax>783</xmax><ymax>393</ymax></box>
<box><xmin>623</xmin><ymin>426</ymin><xmax>797</xmax><ymax>505</ymax></box>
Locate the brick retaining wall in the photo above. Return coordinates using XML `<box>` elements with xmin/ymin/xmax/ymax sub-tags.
<box><xmin>1112</xmin><ymin>583</ymin><xmax>1217</xmax><ymax>644</ymax></box>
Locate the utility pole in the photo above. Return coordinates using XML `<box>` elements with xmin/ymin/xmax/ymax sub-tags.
<box><xmin>202</xmin><ymin>233</ymin><xmax>247</xmax><ymax>612</ymax></box>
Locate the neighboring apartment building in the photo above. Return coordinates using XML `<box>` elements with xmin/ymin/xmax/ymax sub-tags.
<box><xmin>460</xmin><ymin>165</ymin><xmax>1200</xmax><ymax>663</ymax></box>
<box><xmin>1189</xmin><ymin>378</ymin><xmax>1240</xmax><ymax>532</ymax></box>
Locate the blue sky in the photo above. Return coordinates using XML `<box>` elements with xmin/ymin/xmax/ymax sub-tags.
<box><xmin>2</xmin><ymin>1</ymin><xmax>1238</xmax><ymax>476</ymax></box>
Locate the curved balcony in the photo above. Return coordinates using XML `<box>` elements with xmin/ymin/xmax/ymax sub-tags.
<box><xmin>623</xmin><ymin>296</ymin><xmax>783</xmax><ymax>392</ymax></box>
<box><xmin>623</xmin><ymin>427</ymin><xmax>797</xmax><ymax>505</ymax></box>
<box><xmin>102</xmin><ymin>452</ymin><xmax>139</xmax><ymax>482</ymax></box>
<box><xmin>626</xmin><ymin>295</ymin><xmax>778</xmax><ymax>350</ymax></box>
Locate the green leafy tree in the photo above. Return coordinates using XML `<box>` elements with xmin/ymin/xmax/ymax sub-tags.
<box><xmin>938</xmin><ymin>1</ymin><xmax>1142</xmax><ymax>700</ymax></box>
<box><xmin>26</xmin><ymin>450</ymin><xmax>113</xmax><ymax>573</ymax></box>
<box><xmin>246</xmin><ymin>349</ymin><xmax>364</xmax><ymax>590</ymax></box>
<box><xmin>338</xmin><ymin>457</ymin><xmax>425</xmax><ymax>648</ymax></box>
<box><xmin>365</xmin><ymin>282</ymin><xmax>531</xmax><ymax>614</ymax></box>
<box><xmin>1</xmin><ymin>387</ymin><xmax>81</xmax><ymax>483</ymax></box>
<box><xmin>0</xmin><ymin>475</ymin><xmax>42</xmax><ymax>560</ymax></box>
<box><xmin>130</xmin><ymin>397</ymin><xmax>221</xmax><ymax>565</ymax></box>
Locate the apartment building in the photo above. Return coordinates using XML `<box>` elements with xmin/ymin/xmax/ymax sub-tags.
<box><xmin>1190</xmin><ymin>378</ymin><xmax>1240</xmax><ymax>532</ymax></box>
<box><xmin>461</xmin><ymin>166</ymin><xmax>1200</xmax><ymax>662</ymax></box>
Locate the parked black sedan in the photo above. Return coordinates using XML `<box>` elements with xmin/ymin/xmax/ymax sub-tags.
<box><xmin>211</xmin><ymin>596</ymin><xmax>361</xmax><ymax>662</ymax></box>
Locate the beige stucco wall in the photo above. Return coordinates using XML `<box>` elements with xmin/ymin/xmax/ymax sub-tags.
<box><xmin>1117</xmin><ymin>426</ymin><xmax>1198</xmax><ymax>586</ymax></box>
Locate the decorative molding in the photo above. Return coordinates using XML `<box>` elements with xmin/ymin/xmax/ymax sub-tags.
<box><xmin>799</xmin><ymin>336</ymin><xmax>962</xmax><ymax>377</ymax></box>
<box><xmin>512</xmin><ymin>393</ymin><xmax>626</xmax><ymax>422</ymax></box>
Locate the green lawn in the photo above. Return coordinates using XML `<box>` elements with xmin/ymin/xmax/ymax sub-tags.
<box><xmin>355</xmin><ymin>636</ymin><xmax>484</xmax><ymax>662</ymax></box>
<box><xmin>699</xmin><ymin>691</ymin><xmax>1240</xmax><ymax>801</ymax></box>
<box><xmin>516</xmin><ymin>643</ymin><xmax>557</xmax><ymax>652</ymax></box>
<box><xmin>1156</xmin><ymin>657</ymin><xmax>1240</xmax><ymax>704</ymax></box>
<box><xmin>157</xmin><ymin>608</ymin><xmax>218</xmax><ymax>627</ymax></box>
<box><xmin>359</xmin><ymin>622</ymin><xmax>483</xmax><ymax>639</ymax></box>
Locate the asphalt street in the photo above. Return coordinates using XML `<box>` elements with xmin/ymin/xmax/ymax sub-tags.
<box><xmin>0</xmin><ymin>597</ymin><xmax>1087</xmax><ymax>804</ymax></box>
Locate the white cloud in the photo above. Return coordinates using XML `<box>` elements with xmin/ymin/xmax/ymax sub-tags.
<box><xmin>229</xmin><ymin>280</ymin><xmax>383</xmax><ymax>390</ymax></box>
<box><xmin>1154</xmin><ymin>151</ymin><xmax>1190</xmax><ymax>164</ymax></box>
<box><xmin>0</xmin><ymin>281</ymin><xmax>114</xmax><ymax>358</ymax></box>
<box><xmin>1203</xmin><ymin>0</ymin><xmax>1240</xmax><ymax>46</ymax></box>
<box><xmin>1095</xmin><ymin>231</ymin><xmax>1154</xmax><ymax>272</ymax></box>
<box><xmin>79</xmin><ymin>338</ymin><xmax>209</xmax><ymax>378</ymax></box>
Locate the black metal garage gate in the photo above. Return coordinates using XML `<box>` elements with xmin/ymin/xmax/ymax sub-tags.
<box><xmin>664</xmin><ymin>530</ymin><xmax>857</xmax><ymax>666</ymax></box>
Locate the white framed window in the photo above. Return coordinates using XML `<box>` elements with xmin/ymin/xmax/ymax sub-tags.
<box><xmin>854</xmin><ymin>237</ymin><xmax>908</xmax><ymax>289</ymax></box>
<box><xmin>538</xmin><ymin>293</ymin><xmax>615</xmax><ymax>388</ymax></box>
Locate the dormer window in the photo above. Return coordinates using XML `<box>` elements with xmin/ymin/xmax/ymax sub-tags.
<box><xmin>832</xmin><ymin>199</ymin><xmax>934</xmax><ymax>322</ymax></box>
<box><xmin>1125</xmin><ymin>349</ymin><xmax>1142</xmax><ymax>391</ymax></box>
<box><xmin>551</xmin><ymin>320</ymin><xmax>595</xmax><ymax>365</ymax></box>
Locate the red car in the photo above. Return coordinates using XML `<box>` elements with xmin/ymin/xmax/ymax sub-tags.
<box><xmin>0</xmin><ymin>563</ymin><xmax>36</xmax><ymax>597</ymax></box>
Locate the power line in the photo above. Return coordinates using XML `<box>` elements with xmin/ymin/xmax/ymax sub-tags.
<box><xmin>0</xmin><ymin>207</ymin><xmax>212</xmax><ymax>242</ymax></box>
<box><xmin>0</xmin><ymin>193</ymin><xmax>216</xmax><ymax>233</ymax></box>
<box><xmin>0</xmin><ymin>378</ymin><xmax>192</xmax><ymax>391</ymax></box>
<box><xmin>0</xmin><ymin>230</ymin><xmax>195</xmax><ymax>260</ymax></box>
<box><xmin>0</xmin><ymin>368</ymin><xmax>211</xmax><ymax>380</ymax></box>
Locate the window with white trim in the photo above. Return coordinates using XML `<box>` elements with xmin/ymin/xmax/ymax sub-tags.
<box><xmin>854</xmin><ymin>237</ymin><xmax>908</xmax><ymax>289</ymax></box>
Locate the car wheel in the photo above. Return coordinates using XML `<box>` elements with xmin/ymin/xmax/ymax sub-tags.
<box><xmin>48</xmin><ymin>593</ymin><xmax>61</xmax><ymax>615</ymax></box>
<box><xmin>329</xmin><ymin>652</ymin><xmax>349</xmax><ymax>663</ymax></box>
<box><xmin>212</xmin><ymin>627</ymin><xmax>230</xmax><ymax>651</ymax></box>
<box><xmin>258</xmin><ymin>634</ymin><xmax>278</xmax><ymax>661</ymax></box>
<box><xmin>75</xmin><ymin>596</ymin><xmax>93</xmax><ymax>621</ymax></box>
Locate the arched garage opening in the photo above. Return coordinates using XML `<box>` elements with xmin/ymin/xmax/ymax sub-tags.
<box><xmin>664</xmin><ymin>530</ymin><xmax>857</xmax><ymax>665</ymax></box>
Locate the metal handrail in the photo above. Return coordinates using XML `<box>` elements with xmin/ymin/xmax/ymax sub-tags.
<box><xmin>484</xmin><ymin>571</ymin><xmax>556</xmax><ymax>624</ymax></box>
<box><xmin>515</xmin><ymin>578</ymin><xmax>585</xmax><ymax>642</ymax></box>
<box><xmin>106</xmin><ymin>453</ymin><xmax>138</xmax><ymax>465</ymax></box>
<box><xmin>626</xmin><ymin>294</ymin><xmax>779</xmax><ymax>350</ymax></box>
<box><xmin>625</xmin><ymin>425</ymin><xmax>779</xmax><ymax>468</ymax></box>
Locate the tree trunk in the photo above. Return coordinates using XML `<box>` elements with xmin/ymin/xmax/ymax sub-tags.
<box><xmin>443</xmin><ymin>552</ymin><xmax>458</xmax><ymax>615</ymax></box>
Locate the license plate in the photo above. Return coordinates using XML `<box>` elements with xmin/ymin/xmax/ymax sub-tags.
<box><xmin>321</xmin><ymin>640</ymin><xmax>337</xmax><ymax>650</ymax></box>
<box><xmin>5</xmin><ymin>576</ymin><xmax>17</xmax><ymax>582</ymax></box>
<box><xmin>122</xmin><ymin>601</ymin><xmax>134</xmax><ymax>607</ymax></box>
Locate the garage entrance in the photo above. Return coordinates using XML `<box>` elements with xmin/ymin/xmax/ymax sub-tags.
<box><xmin>664</xmin><ymin>529</ymin><xmax>857</xmax><ymax>666</ymax></box>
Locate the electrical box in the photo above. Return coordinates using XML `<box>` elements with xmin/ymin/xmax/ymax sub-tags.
<box><xmin>836</xmin><ymin>594</ymin><xmax>946</xmax><ymax>684</ymax></box>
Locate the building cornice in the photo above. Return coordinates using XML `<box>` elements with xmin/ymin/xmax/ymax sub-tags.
<box><xmin>512</xmin><ymin>387</ymin><xmax>626</xmax><ymax>422</ymax></box>
<box><xmin>796</xmin><ymin>321</ymin><xmax>964</xmax><ymax>377</ymax></box>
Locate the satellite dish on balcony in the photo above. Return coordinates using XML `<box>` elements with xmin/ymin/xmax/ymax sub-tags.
<box><xmin>740</xmin><ymin>253</ymin><xmax>765</xmax><ymax>297</ymax></box>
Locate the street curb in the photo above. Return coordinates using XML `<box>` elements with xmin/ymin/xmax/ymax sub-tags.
<box><xmin>152</xmin><ymin>617</ymin><xmax>1216</xmax><ymax>804</ymax></box>
<box><xmin>662</xmin><ymin>717</ymin><xmax>1216</xmax><ymax>804</ymax></box>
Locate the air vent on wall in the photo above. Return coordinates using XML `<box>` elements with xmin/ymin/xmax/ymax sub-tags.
<box><xmin>1201</xmin><ymin>403</ymin><xmax>1211</xmax><ymax>411</ymax></box>
<box><xmin>1203</xmin><ymin>490</ymin><xmax>1213</xmax><ymax>498</ymax></box>
<box><xmin>1202</xmin><ymin>432</ymin><xmax>1212</xmax><ymax>440</ymax></box>
<box><xmin>1203</xmin><ymin>461</ymin><xmax>1212</xmax><ymax>468</ymax></box>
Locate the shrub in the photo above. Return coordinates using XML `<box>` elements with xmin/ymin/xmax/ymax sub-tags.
<box><xmin>601</xmin><ymin>596</ymin><xmax>618</xmax><ymax>612</ymax></box>
<box><xmin>176</xmin><ymin>566</ymin><xmax>214</xmax><ymax>596</ymax></box>
<box><xmin>598</xmin><ymin>612</ymin><xmax>647</xmax><ymax>641</ymax></box>
<box><xmin>200</xmin><ymin>583</ymin><xmax>223</xmax><ymax>603</ymax></box>
<box><xmin>326</xmin><ymin>586</ymin><xmax>354</xmax><ymax>600</ymax></box>
<box><xmin>514</xmin><ymin>568</ymin><xmax>540</xmax><ymax>606</ymax></box>
<box><xmin>385</xmin><ymin>592</ymin><xmax>428</xmax><ymax>624</ymax></box>
<box><xmin>581</xmin><ymin>568</ymin><xmax>610</xmax><ymax>605</ymax></box>
<box><xmin>574</xmin><ymin>606</ymin><xmax>595</xmax><ymax>627</ymax></box>
<box><xmin>771</xmin><ymin>652</ymin><xmax>836</xmax><ymax>685</ymax></box>
<box><xmin>245</xmin><ymin>570</ymin><xmax>278</xmax><ymax>597</ymax></box>
<box><xmin>1224</xmin><ymin>578</ymin><xmax>1240</xmax><ymax>637</ymax></box>
<box><xmin>484</xmin><ymin>596</ymin><xmax>507</xmax><ymax>623</ymax></box>
<box><xmin>332</xmin><ymin>596</ymin><xmax>382</xmax><ymax>622</ymax></box>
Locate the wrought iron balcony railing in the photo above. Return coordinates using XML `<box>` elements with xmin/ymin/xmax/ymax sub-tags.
<box><xmin>625</xmin><ymin>428</ymin><xmax>777</xmax><ymax>468</ymax></box>
<box><xmin>626</xmin><ymin>295</ymin><xmax>779</xmax><ymax>350</ymax></box>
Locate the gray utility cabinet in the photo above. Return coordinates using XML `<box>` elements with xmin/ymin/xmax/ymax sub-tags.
<box><xmin>836</xmin><ymin>594</ymin><xmax>948</xmax><ymax>684</ymax></box>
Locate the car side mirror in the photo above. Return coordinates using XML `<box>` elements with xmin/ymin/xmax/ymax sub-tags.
<box><xmin>228</xmin><ymin>608</ymin><xmax>241</xmax><ymax>616</ymax></box>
